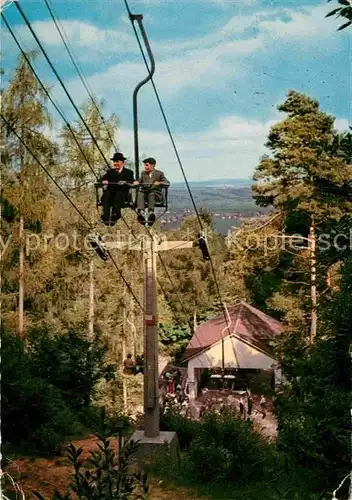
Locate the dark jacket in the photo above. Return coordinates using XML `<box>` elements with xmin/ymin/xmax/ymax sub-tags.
<box><xmin>138</xmin><ymin>169</ymin><xmax>170</xmax><ymax>190</ymax></box>
<box><xmin>101</xmin><ymin>167</ymin><xmax>134</xmax><ymax>192</ymax></box>
<box><xmin>100</xmin><ymin>167</ymin><xmax>134</xmax><ymax>183</ymax></box>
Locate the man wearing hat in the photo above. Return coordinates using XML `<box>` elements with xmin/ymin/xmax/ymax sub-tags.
<box><xmin>100</xmin><ymin>152</ymin><xmax>135</xmax><ymax>225</ymax></box>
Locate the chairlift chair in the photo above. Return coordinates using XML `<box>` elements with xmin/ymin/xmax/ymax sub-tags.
<box><xmin>94</xmin><ymin>181</ymin><xmax>136</xmax><ymax>209</ymax></box>
<box><xmin>137</xmin><ymin>182</ymin><xmax>169</xmax><ymax>225</ymax></box>
<box><xmin>87</xmin><ymin>233</ymin><xmax>108</xmax><ymax>261</ymax></box>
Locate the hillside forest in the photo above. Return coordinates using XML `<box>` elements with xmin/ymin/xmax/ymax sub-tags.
<box><xmin>1</xmin><ymin>47</ymin><xmax>351</xmax><ymax>499</ymax></box>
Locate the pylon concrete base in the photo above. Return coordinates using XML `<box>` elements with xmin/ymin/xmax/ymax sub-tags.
<box><xmin>129</xmin><ymin>430</ymin><xmax>178</xmax><ymax>462</ymax></box>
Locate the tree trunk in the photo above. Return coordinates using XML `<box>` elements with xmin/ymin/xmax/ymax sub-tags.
<box><xmin>309</xmin><ymin>220</ymin><xmax>317</xmax><ymax>342</ymax></box>
<box><xmin>122</xmin><ymin>334</ymin><xmax>128</xmax><ymax>413</ymax></box>
<box><xmin>193</xmin><ymin>310</ymin><xmax>197</xmax><ymax>332</ymax></box>
<box><xmin>88</xmin><ymin>260</ymin><xmax>94</xmax><ymax>341</ymax></box>
<box><xmin>128</xmin><ymin>296</ymin><xmax>137</xmax><ymax>360</ymax></box>
<box><xmin>19</xmin><ymin>215</ymin><xmax>24</xmax><ymax>338</ymax></box>
<box><xmin>326</xmin><ymin>268</ymin><xmax>331</xmax><ymax>288</ymax></box>
<box><xmin>0</xmin><ymin>164</ymin><xmax>2</xmax><ymax>333</ymax></box>
<box><xmin>122</xmin><ymin>283</ymin><xmax>128</xmax><ymax>413</ymax></box>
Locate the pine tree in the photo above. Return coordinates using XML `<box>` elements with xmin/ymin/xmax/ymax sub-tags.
<box><xmin>253</xmin><ymin>90</ymin><xmax>352</xmax><ymax>340</ymax></box>
<box><xmin>1</xmin><ymin>52</ymin><xmax>58</xmax><ymax>336</ymax></box>
<box><xmin>59</xmin><ymin>98</ymin><xmax>119</xmax><ymax>190</ymax></box>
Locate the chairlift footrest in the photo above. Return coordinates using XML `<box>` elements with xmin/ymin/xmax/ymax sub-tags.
<box><xmin>87</xmin><ymin>234</ymin><xmax>108</xmax><ymax>261</ymax></box>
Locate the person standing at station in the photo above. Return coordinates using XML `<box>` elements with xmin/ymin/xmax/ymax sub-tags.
<box><xmin>247</xmin><ymin>394</ymin><xmax>253</xmax><ymax>416</ymax></box>
<box><xmin>239</xmin><ymin>396</ymin><xmax>245</xmax><ymax>418</ymax></box>
<box><xmin>260</xmin><ymin>394</ymin><xmax>267</xmax><ymax>419</ymax></box>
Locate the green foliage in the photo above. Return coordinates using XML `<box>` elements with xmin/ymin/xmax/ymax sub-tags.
<box><xmin>28</xmin><ymin>326</ymin><xmax>115</xmax><ymax>411</ymax></box>
<box><xmin>1</xmin><ymin>328</ymin><xmax>79</xmax><ymax>454</ymax></box>
<box><xmin>155</xmin><ymin>407</ymin><xmax>332</xmax><ymax>498</ymax></box>
<box><xmin>331</xmin><ymin>254</ymin><xmax>352</xmax><ymax>335</ymax></box>
<box><xmin>160</xmin><ymin>216</ymin><xmax>233</xmax><ymax>324</ymax></box>
<box><xmin>198</xmin><ymin>206</ymin><xmax>213</xmax><ymax>228</ymax></box>
<box><xmin>1</xmin><ymin>325</ymin><xmax>116</xmax><ymax>455</ymax></box>
<box><xmin>1</xmin><ymin>52</ymin><xmax>58</xmax><ymax>221</ymax></box>
<box><xmin>187</xmin><ymin>408</ymin><xmax>274</xmax><ymax>483</ymax></box>
<box><xmin>158</xmin><ymin>323</ymin><xmax>191</xmax><ymax>345</ymax></box>
<box><xmin>275</xmin><ymin>334</ymin><xmax>350</xmax><ymax>471</ymax></box>
<box><xmin>326</xmin><ymin>0</ymin><xmax>352</xmax><ymax>30</ymax></box>
<box><xmin>244</xmin><ymin>264</ymin><xmax>285</xmax><ymax>318</ymax></box>
<box><xmin>76</xmin><ymin>406</ymin><xmax>132</xmax><ymax>439</ymax></box>
<box><xmin>33</xmin><ymin>436</ymin><xmax>148</xmax><ymax>500</ymax></box>
<box><xmin>158</xmin><ymin>323</ymin><xmax>191</xmax><ymax>362</ymax></box>
<box><xmin>253</xmin><ymin>90</ymin><xmax>352</xmax><ymax>221</ymax></box>
<box><xmin>274</xmin><ymin>240</ymin><xmax>352</xmax><ymax>474</ymax></box>
<box><xmin>160</xmin><ymin>403</ymin><xmax>201</xmax><ymax>450</ymax></box>
<box><xmin>160</xmin><ymin>404</ymin><xmax>274</xmax><ymax>483</ymax></box>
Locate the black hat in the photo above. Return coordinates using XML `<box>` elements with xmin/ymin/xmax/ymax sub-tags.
<box><xmin>110</xmin><ymin>152</ymin><xmax>127</xmax><ymax>162</ymax></box>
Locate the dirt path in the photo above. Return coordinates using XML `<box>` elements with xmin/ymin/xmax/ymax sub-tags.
<box><xmin>4</xmin><ymin>435</ymin><xmax>201</xmax><ymax>500</ymax></box>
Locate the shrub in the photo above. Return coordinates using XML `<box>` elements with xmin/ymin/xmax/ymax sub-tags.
<box><xmin>159</xmin><ymin>403</ymin><xmax>200</xmax><ymax>450</ymax></box>
<box><xmin>28</xmin><ymin>327</ymin><xmax>115</xmax><ymax>412</ymax></box>
<box><xmin>3</xmin><ymin>372</ymin><xmax>79</xmax><ymax>454</ymax></box>
<box><xmin>276</xmin><ymin>336</ymin><xmax>350</xmax><ymax>472</ymax></box>
<box><xmin>187</xmin><ymin>408</ymin><xmax>274</xmax><ymax>483</ymax></box>
<box><xmin>2</xmin><ymin>328</ymin><xmax>80</xmax><ymax>454</ymax></box>
<box><xmin>160</xmin><ymin>402</ymin><xmax>275</xmax><ymax>485</ymax></box>
<box><xmin>33</xmin><ymin>436</ymin><xmax>148</xmax><ymax>499</ymax></box>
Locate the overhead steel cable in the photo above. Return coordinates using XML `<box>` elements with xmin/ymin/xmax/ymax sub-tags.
<box><xmin>2</xmin><ymin>13</ymin><xmax>99</xmax><ymax>182</ymax></box>
<box><xmin>1</xmin><ymin>114</ymin><xmax>92</xmax><ymax>226</ymax></box>
<box><xmin>42</xmin><ymin>0</ymin><xmax>119</xmax><ymax>152</ymax></box>
<box><xmin>123</xmin><ymin>0</ymin><xmax>238</xmax><ymax>366</ymax></box>
<box><xmin>1</xmin><ymin>114</ymin><xmax>145</xmax><ymax>312</ymax></box>
<box><xmin>14</xmin><ymin>1</ymin><xmax>111</xmax><ymax>170</ymax></box>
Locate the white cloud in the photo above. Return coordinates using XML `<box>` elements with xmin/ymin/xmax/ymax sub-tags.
<box><xmin>334</xmin><ymin>118</ymin><xmax>350</xmax><ymax>132</ymax></box>
<box><xmin>118</xmin><ymin>114</ymin><xmax>277</xmax><ymax>181</ymax></box>
<box><xmin>12</xmin><ymin>4</ymin><xmax>337</xmax><ymax>62</ymax></box>
<box><xmin>259</xmin><ymin>5</ymin><xmax>338</xmax><ymax>40</ymax></box>
<box><xmin>23</xmin><ymin>2</ymin><xmax>343</xmax><ymax>104</ymax></box>
<box><xmin>15</xmin><ymin>20</ymin><xmax>137</xmax><ymax>55</ymax></box>
<box><xmin>58</xmin><ymin>32</ymin><xmax>263</xmax><ymax>105</ymax></box>
<box><xmin>117</xmin><ymin>111</ymin><xmax>350</xmax><ymax>182</ymax></box>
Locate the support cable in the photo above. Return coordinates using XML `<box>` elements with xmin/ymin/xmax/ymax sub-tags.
<box><xmin>42</xmin><ymin>0</ymin><xmax>119</xmax><ymax>152</ymax></box>
<box><xmin>0</xmin><ymin>114</ymin><xmax>144</xmax><ymax>312</ymax></box>
<box><xmin>2</xmin><ymin>13</ymin><xmax>99</xmax><ymax>181</ymax></box>
<box><xmin>14</xmin><ymin>1</ymin><xmax>111</xmax><ymax>170</ymax></box>
<box><xmin>14</xmin><ymin>0</ymin><xmax>233</xmax><ymax>365</ymax></box>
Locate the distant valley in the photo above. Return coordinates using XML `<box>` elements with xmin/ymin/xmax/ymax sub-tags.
<box><xmin>160</xmin><ymin>179</ymin><xmax>269</xmax><ymax>235</ymax></box>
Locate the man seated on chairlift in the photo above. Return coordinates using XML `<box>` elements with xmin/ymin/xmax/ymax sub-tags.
<box><xmin>100</xmin><ymin>152</ymin><xmax>134</xmax><ymax>225</ymax></box>
<box><xmin>134</xmin><ymin>157</ymin><xmax>170</xmax><ymax>226</ymax></box>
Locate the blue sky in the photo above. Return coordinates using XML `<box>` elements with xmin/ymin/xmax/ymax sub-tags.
<box><xmin>2</xmin><ymin>0</ymin><xmax>350</xmax><ymax>182</ymax></box>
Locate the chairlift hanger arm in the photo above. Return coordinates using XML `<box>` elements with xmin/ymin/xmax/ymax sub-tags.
<box><xmin>129</xmin><ymin>13</ymin><xmax>155</xmax><ymax>179</ymax></box>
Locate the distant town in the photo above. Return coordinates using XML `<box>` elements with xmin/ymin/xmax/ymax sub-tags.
<box><xmin>159</xmin><ymin>209</ymin><xmax>265</xmax><ymax>234</ymax></box>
